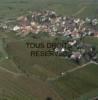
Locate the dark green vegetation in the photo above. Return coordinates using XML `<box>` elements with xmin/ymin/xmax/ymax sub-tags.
<box><xmin>0</xmin><ymin>0</ymin><xmax>98</xmax><ymax>100</ymax></box>
<box><xmin>84</xmin><ymin>36</ymin><xmax>98</xmax><ymax>50</ymax></box>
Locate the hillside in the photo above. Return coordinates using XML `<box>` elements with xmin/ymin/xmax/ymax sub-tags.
<box><xmin>0</xmin><ymin>0</ymin><xmax>98</xmax><ymax>100</ymax></box>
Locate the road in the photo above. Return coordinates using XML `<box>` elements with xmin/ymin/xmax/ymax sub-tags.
<box><xmin>47</xmin><ymin>61</ymin><xmax>98</xmax><ymax>81</ymax></box>
<box><xmin>74</xmin><ymin>6</ymin><xmax>87</xmax><ymax>16</ymax></box>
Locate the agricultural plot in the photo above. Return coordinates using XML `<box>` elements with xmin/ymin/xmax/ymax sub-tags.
<box><xmin>0</xmin><ymin>59</ymin><xmax>21</xmax><ymax>73</ymax></box>
<box><xmin>0</xmin><ymin>66</ymin><xmax>62</xmax><ymax>100</ymax></box>
<box><xmin>84</xmin><ymin>37</ymin><xmax>98</xmax><ymax>48</ymax></box>
<box><xmin>50</xmin><ymin>64</ymin><xmax>98</xmax><ymax>100</ymax></box>
<box><xmin>0</xmin><ymin>0</ymin><xmax>98</xmax><ymax>20</ymax></box>
<box><xmin>0</xmin><ymin>39</ymin><xmax>8</xmax><ymax>60</ymax></box>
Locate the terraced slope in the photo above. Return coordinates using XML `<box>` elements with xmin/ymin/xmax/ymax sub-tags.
<box><xmin>50</xmin><ymin>64</ymin><xmax>98</xmax><ymax>100</ymax></box>
<box><xmin>0</xmin><ymin>66</ymin><xmax>62</xmax><ymax>100</ymax></box>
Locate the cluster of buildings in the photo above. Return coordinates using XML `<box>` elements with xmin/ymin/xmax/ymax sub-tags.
<box><xmin>54</xmin><ymin>41</ymin><xmax>98</xmax><ymax>64</ymax></box>
<box><xmin>11</xmin><ymin>10</ymin><xmax>98</xmax><ymax>37</ymax></box>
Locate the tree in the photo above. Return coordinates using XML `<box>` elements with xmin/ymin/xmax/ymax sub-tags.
<box><xmin>46</xmin><ymin>97</ymin><xmax>52</xmax><ymax>100</ymax></box>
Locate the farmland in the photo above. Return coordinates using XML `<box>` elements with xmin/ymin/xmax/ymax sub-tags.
<box><xmin>0</xmin><ymin>0</ymin><xmax>98</xmax><ymax>20</ymax></box>
<box><xmin>50</xmin><ymin>64</ymin><xmax>98</xmax><ymax>100</ymax></box>
<box><xmin>0</xmin><ymin>68</ymin><xmax>62</xmax><ymax>100</ymax></box>
<box><xmin>4</xmin><ymin>35</ymin><xmax>98</xmax><ymax>100</ymax></box>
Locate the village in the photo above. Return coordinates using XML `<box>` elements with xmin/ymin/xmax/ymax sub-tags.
<box><xmin>0</xmin><ymin>10</ymin><xmax>98</xmax><ymax>38</ymax></box>
<box><xmin>13</xmin><ymin>10</ymin><xmax>98</xmax><ymax>38</ymax></box>
<box><xmin>0</xmin><ymin>10</ymin><xmax>98</xmax><ymax>64</ymax></box>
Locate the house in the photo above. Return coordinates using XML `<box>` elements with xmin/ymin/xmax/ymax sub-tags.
<box><xmin>13</xmin><ymin>25</ymin><xmax>20</xmax><ymax>31</ymax></box>
<box><xmin>94</xmin><ymin>32</ymin><xmax>98</xmax><ymax>37</ymax></box>
<box><xmin>68</xmin><ymin>40</ymin><xmax>77</xmax><ymax>46</ymax></box>
<box><xmin>71</xmin><ymin>52</ymin><xmax>82</xmax><ymax>60</ymax></box>
<box><xmin>92</xmin><ymin>19</ymin><xmax>98</xmax><ymax>26</ymax></box>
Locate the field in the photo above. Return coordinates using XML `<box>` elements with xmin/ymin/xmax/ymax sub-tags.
<box><xmin>0</xmin><ymin>68</ymin><xmax>62</xmax><ymax>100</ymax></box>
<box><xmin>0</xmin><ymin>0</ymin><xmax>98</xmax><ymax>100</ymax></box>
<box><xmin>0</xmin><ymin>0</ymin><xmax>98</xmax><ymax>20</ymax></box>
<box><xmin>50</xmin><ymin>64</ymin><xmax>98</xmax><ymax>100</ymax></box>
<box><xmin>3</xmin><ymin>35</ymin><xmax>98</xmax><ymax>100</ymax></box>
